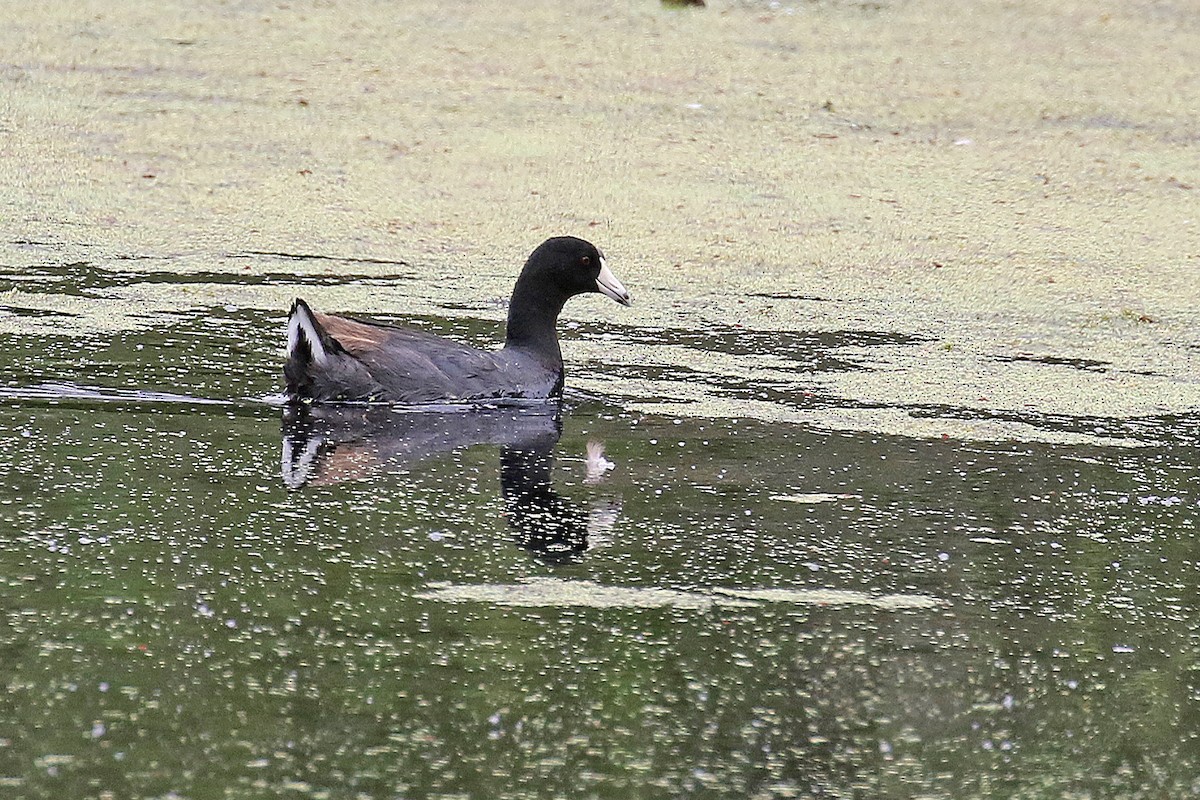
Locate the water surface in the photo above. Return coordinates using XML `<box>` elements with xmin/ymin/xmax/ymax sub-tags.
<box><xmin>1</xmin><ymin>263</ymin><xmax>1197</xmax><ymax>799</ymax></box>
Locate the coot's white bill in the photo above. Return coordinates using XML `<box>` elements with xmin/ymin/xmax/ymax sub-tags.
<box><xmin>596</xmin><ymin>259</ymin><xmax>632</xmax><ymax>306</ymax></box>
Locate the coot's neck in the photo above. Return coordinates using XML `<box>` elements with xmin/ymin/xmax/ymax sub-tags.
<box><xmin>502</xmin><ymin>276</ymin><xmax>567</xmax><ymax>366</ymax></box>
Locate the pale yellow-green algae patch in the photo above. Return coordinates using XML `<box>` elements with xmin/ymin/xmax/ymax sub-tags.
<box><xmin>714</xmin><ymin>587</ymin><xmax>947</xmax><ymax>611</ymax></box>
<box><xmin>0</xmin><ymin>290</ymin><xmax>164</xmax><ymax>336</ymax></box>
<box><xmin>771</xmin><ymin>493</ymin><xmax>860</xmax><ymax>504</ymax></box>
<box><xmin>3</xmin><ymin>0</ymin><xmax>1198</xmax><ymax>443</ymax></box>
<box><xmin>416</xmin><ymin>579</ymin><xmax>755</xmax><ymax>610</ymax></box>
<box><xmin>416</xmin><ymin>578</ymin><xmax>946</xmax><ymax>611</ymax></box>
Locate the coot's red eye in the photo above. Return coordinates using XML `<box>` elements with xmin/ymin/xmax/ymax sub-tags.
<box><xmin>581</xmin><ymin>256</ymin><xmax>591</xmax><ymax>266</ymax></box>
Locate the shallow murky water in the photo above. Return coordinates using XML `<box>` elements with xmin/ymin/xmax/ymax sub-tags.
<box><xmin>1</xmin><ymin>262</ymin><xmax>1198</xmax><ymax>799</ymax></box>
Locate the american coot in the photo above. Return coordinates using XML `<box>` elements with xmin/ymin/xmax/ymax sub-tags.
<box><xmin>284</xmin><ymin>236</ymin><xmax>632</xmax><ymax>404</ymax></box>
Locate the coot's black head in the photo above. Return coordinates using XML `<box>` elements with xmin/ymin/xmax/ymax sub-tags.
<box><xmin>518</xmin><ymin>236</ymin><xmax>632</xmax><ymax>307</ymax></box>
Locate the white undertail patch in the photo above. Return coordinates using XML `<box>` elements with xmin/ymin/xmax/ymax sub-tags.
<box><xmin>287</xmin><ymin>301</ymin><xmax>330</xmax><ymax>366</ymax></box>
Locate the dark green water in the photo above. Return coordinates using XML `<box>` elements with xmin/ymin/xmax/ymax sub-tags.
<box><xmin>1</xmin><ymin>292</ymin><xmax>1198</xmax><ymax>799</ymax></box>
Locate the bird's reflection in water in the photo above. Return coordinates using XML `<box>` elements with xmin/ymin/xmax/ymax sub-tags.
<box><xmin>281</xmin><ymin>403</ymin><xmax>619</xmax><ymax>559</ymax></box>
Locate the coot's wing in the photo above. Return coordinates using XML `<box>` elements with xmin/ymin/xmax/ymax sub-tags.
<box><xmin>318</xmin><ymin>313</ymin><xmax>521</xmax><ymax>403</ymax></box>
<box><xmin>287</xmin><ymin>301</ymin><xmax>559</xmax><ymax>404</ymax></box>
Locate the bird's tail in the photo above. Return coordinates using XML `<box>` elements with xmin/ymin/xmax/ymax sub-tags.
<box><xmin>285</xmin><ymin>298</ymin><xmax>341</xmax><ymax>400</ymax></box>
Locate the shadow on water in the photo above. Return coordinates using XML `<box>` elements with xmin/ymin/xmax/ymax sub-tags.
<box><xmin>1</xmin><ymin>265</ymin><xmax>1199</xmax><ymax>798</ymax></box>
<box><xmin>1</xmin><ymin>248</ymin><xmax>415</xmax><ymax>296</ymax></box>
<box><xmin>573</xmin><ymin>318</ymin><xmax>928</xmax><ymax>372</ymax></box>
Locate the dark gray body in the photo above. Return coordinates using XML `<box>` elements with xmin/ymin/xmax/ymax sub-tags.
<box><xmin>283</xmin><ymin>237</ymin><xmax>631</xmax><ymax>405</ymax></box>
<box><xmin>287</xmin><ymin>311</ymin><xmax>563</xmax><ymax>404</ymax></box>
